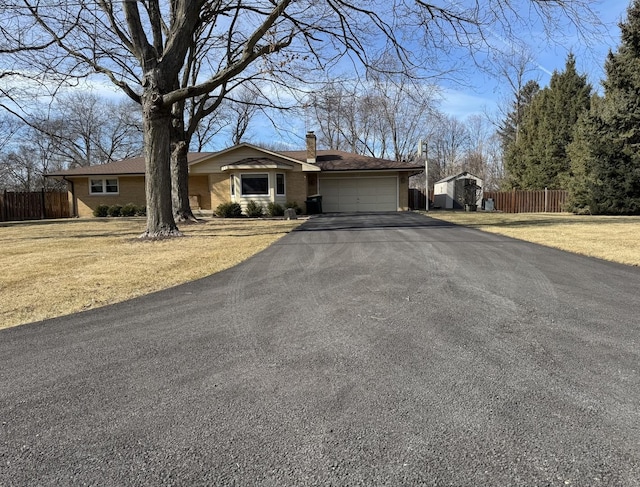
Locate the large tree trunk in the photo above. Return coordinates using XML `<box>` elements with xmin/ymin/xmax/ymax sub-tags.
<box><xmin>171</xmin><ymin>99</ymin><xmax>198</xmax><ymax>223</ymax></box>
<box><xmin>140</xmin><ymin>77</ymin><xmax>183</xmax><ymax>239</ymax></box>
<box><xmin>171</xmin><ymin>140</ymin><xmax>198</xmax><ymax>223</ymax></box>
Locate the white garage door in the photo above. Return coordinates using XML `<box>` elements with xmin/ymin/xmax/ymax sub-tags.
<box><xmin>320</xmin><ymin>177</ymin><xmax>398</xmax><ymax>212</ymax></box>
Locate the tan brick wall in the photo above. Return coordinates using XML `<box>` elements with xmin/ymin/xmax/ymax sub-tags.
<box><xmin>73</xmin><ymin>176</ymin><xmax>145</xmax><ymax>217</ymax></box>
<box><xmin>210</xmin><ymin>173</ymin><xmax>231</xmax><ymax>209</ymax></box>
<box><xmin>286</xmin><ymin>172</ymin><xmax>308</xmax><ymax>207</ymax></box>
<box><xmin>188</xmin><ymin>175</ymin><xmax>211</xmax><ymax>210</ymax></box>
<box><xmin>399</xmin><ymin>174</ymin><xmax>409</xmax><ymax>210</ymax></box>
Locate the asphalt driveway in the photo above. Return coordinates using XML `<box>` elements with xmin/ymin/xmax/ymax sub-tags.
<box><xmin>1</xmin><ymin>212</ymin><xmax>639</xmax><ymax>485</ymax></box>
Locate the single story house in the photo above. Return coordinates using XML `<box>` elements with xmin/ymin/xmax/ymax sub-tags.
<box><xmin>48</xmin><ymin>132</ymin><xmax>424</xmax><ymax>217</ymax></box>
<box><xmin>433</xmin><ymin>172</ymin><xmax>483</xmax><ymax>210</ymax></box>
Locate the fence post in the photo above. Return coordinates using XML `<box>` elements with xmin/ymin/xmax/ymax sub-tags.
<box><xmin>544</xmin><ymin>187</ymin><xmax>548</xmax><ymax>213</ymax></box>
<box><xmin>2</xmin><ymin>189</ymin><xmax>7</xmax><ymax>222</ymax></box>
<box><xmin>41</xmin><ymin>188</ymin><xmax>46</xmax><ymax>219</ymax></box>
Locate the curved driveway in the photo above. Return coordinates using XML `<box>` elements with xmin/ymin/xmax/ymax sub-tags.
<box><xmin>1</xmin><ymin>212</ymin><xmax>639</xmax><ymax>485</ymax></box>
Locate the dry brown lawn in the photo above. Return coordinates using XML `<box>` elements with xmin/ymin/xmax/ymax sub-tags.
<box><xmin>426</xmin><ymin>211</ymin><xmax>640</xmax><ymax>267</ymax></box>
<box><xmin>0</xmin><ymin>217</ymin><xmax>301</xmax><ymax>329</ymax></box>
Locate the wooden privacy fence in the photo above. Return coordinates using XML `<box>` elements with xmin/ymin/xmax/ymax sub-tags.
<box><xmin>484</xmin><ymin>189</ymin><xmax>568</xmax><ymax>213</ymax></box>
<box><xmin>0</xmin><ymin>190</ymin><xmax>70</xmax><ymax>222</ymax></box>
<box><xmin>409</xmin><ymin>188</ymin><xmax>434</xmax><ymax>210</ymax></box>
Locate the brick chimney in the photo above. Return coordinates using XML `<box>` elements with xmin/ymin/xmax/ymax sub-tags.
<box><xmin>306</xmin><ymin>131</ymin><xmax>317</xmax><ymax>163</ymax></box>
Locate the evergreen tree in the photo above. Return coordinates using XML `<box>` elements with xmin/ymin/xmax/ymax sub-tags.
<box><xmin>565</xmin><ymin>95</ymin><xmax>604</xmax><ymax>212</ymax></box>
<box><xmin>499</xmin><ymin>80</ymin><xmax>540</xmax><ymax>148</ymax></box>
<box><xmin>568</xmin><ymin>0</ymin><xmax>640</xmax><ymax>214</ymax></box>
<box><xmin>505</xmin><ymin>54</ymin><xmax>591</xmax><ymax>189</ymax></box>
<box><xmin>500</xmin><ymin>80</ymin><xmax>539</xmax><ymax>189</ymax></box>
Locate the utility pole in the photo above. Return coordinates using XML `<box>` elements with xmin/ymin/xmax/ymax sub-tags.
<box><xmin>418</xmin><ymin>139</ymin><xmax>429</xmax><ymax>212</ymax></box>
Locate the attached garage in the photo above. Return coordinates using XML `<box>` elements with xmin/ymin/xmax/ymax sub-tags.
<box><xmin>320</xmin><ymin>176</ymin><xmax>398</xmax><ymax>212</ymax></box>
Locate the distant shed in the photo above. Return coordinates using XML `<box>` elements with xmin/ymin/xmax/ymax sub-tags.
<box><xmin>433</xmin><ymin>172</ymin><xmax>483</xmax><ymax>210</ymax></box>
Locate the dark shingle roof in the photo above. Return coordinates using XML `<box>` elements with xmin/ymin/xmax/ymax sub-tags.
<box><xmin>47</xmin><ymin>153</ymin><xmax>215</xmax><ymax>177</ymax></box>
<box><xmin>47</xmin><ymin>147</ymin><xmax>422</xmax><ymax>177</ymax></box>
<box><xmin>282</xmin><ymin>150</ymin><xmax>423</xmax><ymax>171</ymax></box>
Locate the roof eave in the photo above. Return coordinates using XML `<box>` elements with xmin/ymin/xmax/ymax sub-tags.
<box><xmin>318</xmin><ymin>167</ymin><xmax>423</xmax><ymax>173</ymax></box>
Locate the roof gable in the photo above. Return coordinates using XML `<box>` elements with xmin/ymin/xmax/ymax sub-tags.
<box><xmin>188</xmin><ymin>143</ymin><xmax>320</xmax><ymax>173</ymax></box>
<box><xmin>435</xmin><ymin>172</ymin><xmax>482</xmax><ymax>184</ymax></box>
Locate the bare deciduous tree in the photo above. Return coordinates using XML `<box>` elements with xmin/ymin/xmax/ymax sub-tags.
<box><xmin>427</xmin><ymin>113</ymin><xmax>470</xmax><ymax>180</ymax></box>
<box><xmin>309</xmin><ymin>80</ymin><xmax>360</xmax><ymax>153</ymax></box>
<box><xmin>2</xmin><ymin>92</ymin><xmax>142</xmax><ymax>166</ymax></box>
<box><xmin>0</xmin><ymin>125</ymin><xmax>64</xmax><ymax>191</ymax></box>
<box><xmin>310</xmin><ymin>73</ymin><xmax>437</xmax><ymax>162</ymax></box>
<box><xmin>0</xmin><ymin>112</ymin><xmax>19</xmax><ymax>153</ymax></box>
<box><xmin>51</xmin><ymin>93</ymin><xmax>143</xmax><ymax>167</ymax></box>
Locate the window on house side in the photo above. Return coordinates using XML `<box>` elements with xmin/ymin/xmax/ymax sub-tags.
<box><xmin>105</xmin><ymin>179</ymin><xmax>118</xmax><ymax>193</ymax></box>
<box><xmin>90</xmin><ymin>179</ymin><xmax>104</xmax><ymax>193</ymax></box>
<box><xmin>89</xmin><ymin>178</ymin><xmax>119</xmax><ymax>194</ymax></box>
<box><xmin>241</xmin><ymin>174</ymin><xmax>269</xmax><ymax>195</ymax></box>
<box><xmin>276</xmin><ymin>173</ymin><xmax>285</xmax><ymax>196</ymax></box>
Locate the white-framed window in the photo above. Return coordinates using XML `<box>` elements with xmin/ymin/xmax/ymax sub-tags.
<box><xmin>276</xmin><ymin>173</ymin><xmax>285</xmax><ymax>196</ymax></box>
<box><xmin>89</xmin><ymin>178</ymin><xmax>119</xmax><ymax>194</ymax></box>
<box><xmin>241</xmin><ymin>173</ymin><xmax>269</xmax><ymax>196</ymax></box>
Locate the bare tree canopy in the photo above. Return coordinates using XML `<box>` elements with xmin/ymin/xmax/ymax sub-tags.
<box><xmin>0</xmin><ymin>0</ymin><xmax>603</xmax><ymax>236</ymax></box>
<box><xmin>42</xmin><ymin>92</ymin><xmax>143</xmax><ymax>168</ymax></box>
<box><xmin>309</xmin><ymin>72</ymin><xmax>438</xmax><ymax>162</ymax></box>
<box><xmin>0</xmin><ymin>94</ymin><xmax>142</xmax><ymax>190</ymax></box>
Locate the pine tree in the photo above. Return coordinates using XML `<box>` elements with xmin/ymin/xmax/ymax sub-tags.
<box><xmin>568</xmin><ymin>0</ymin><xmax>640</xmax><ymax>214</ymax></box>
<box><xmin>499</xmin><ymin>80</ymin><xmax>540</xmax><ymax>148</ymax></box>
<box><xmin>565</xmin><ymin>95</ymin><xmax>603</xmax><ymax>212</ymax></box>
<box><xmin>505</xmin><ymin>54</ymin><xmax>591</xmax><ymax>189</ymax></box>
<box><xmin>501</xmin><ymin>80</ymin><xmax>540</xmax><ymax>189</ymax></box>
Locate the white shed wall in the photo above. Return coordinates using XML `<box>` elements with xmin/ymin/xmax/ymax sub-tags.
<box><xmin>434</xmin><ymin>181</ymin><xmax>455</xmax><ymax>209</ymax></box>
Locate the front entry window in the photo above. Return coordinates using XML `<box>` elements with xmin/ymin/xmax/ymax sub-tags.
<box><xmin>241</xmin><ymin>174</ymin><xmax>269</xmax><ymax>195</ymax></box>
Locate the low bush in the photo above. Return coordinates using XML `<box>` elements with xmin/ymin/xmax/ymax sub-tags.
<box><xmin>266</xmin><ymin>202</ymin><xmax>285</xmax><ymax>217</ymax></box>
<box><xmin>245</xmin><ymin>200</ymin><xmax>264</xmax><ymax>218</ymax></box>
<box><xmin>93</xmin><ymin>204</ymin><xmax>109</xmax><ymax>218</ymax></box>
<box><xmin>107</xmin><ymin>204</ymin><xmax>122</xmax><ymax>217</ymax></box>
<box><xmin>120</xmin><ymin>203</ymin><xmax>138</xmax><ymax>217</ymax></box>
<box><xmin>135</xmin><ymin>205</ymin><xmax>146</xmax><ymax>217</ymax></box>
<box><xmin>216</xmin><ymin>201</ymin><xmax>243</xmax><ymax>218</ymax></box>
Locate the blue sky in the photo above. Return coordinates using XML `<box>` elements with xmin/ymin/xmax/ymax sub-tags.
<box><xmin>439</xmin><ymin>0</ymin><xmax>632</xmax><ymax>118</ymax></box>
